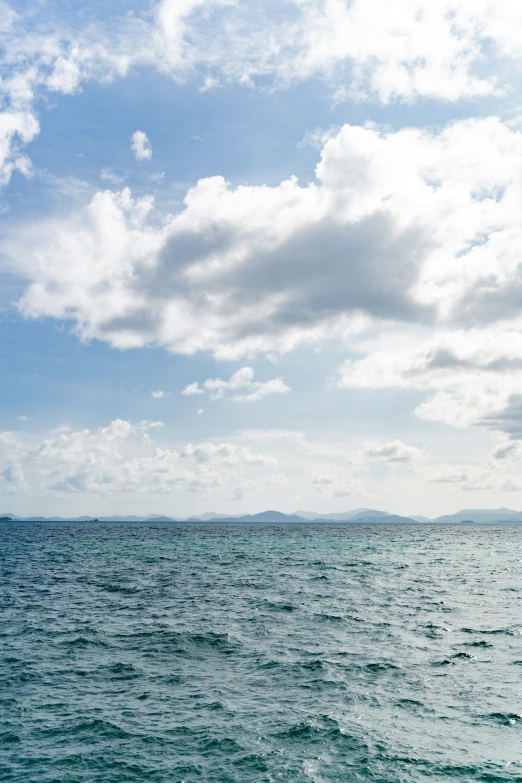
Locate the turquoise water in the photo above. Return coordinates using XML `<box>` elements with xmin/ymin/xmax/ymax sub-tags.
<box><xmin>1</xmin><ymin>521</ymin><xmax>521</xmax><ymax>782</ymax></box>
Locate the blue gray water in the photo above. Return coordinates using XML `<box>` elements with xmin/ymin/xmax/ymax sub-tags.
<box><xmin>1</xmin><ymin>521</ymin><xmax>521</xmax><ymax>782</ymax></box>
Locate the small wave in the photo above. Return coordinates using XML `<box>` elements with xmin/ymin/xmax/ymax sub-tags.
<box><xmin>313</xmin><ymin>612</ymin><xmax>342</xmax><ymax>622</ymax></box>
<box><xmin>460</xmin><ymin>626</ymin><xmax>517</xmax><ymax>636</ymax></box>
<box><xmin>0</xmin><ymin>732</ymin><xmax>20</xmax><ymax>743</ymax></box>
<box><xmin>487</xmin><ymin>712</ymin><xmax>522</xmax><ymax>726</ymax></box>
<box><xmin>103</xmin><ymin>584</ymin><xmax>141</xmax><ymax>594</ymax></box>
<box><xmin>365</xmin><ymin>662</ymin><xmax>402</xmax><ymax>673</ymax></box>
<box><xmin>62</xmin><ymin>635</ymin><xmax>107</xmax><ymax>648</ymax></box>
<box><xmin>397</xmin><ymin>698</ymin><xmax>425</xmax><ymax>708</ymax></box>
<box><xmin>40</xmin><ymin>718</ymin><xmax>132</xmax><ymax>740</ymax></box>
<box><xmin>120</xmin><ymin>629</ymin><xmax>241</xmax><ymax>657</ymax></box>
<box><xmin>274</xmin><ymin>715</ymin><xmax>367</xmax><ymax>753</ymax></box>
<box><xmin>201</xmin><ymin>736</ymin><xmax>244</xmax><ymax>754</ymax></box>
<box><xmin>451</xmin><ymin>652</ymin><xmax>474</xmax><ymax>660</ymax></box>
<box><xmin>261</xmin><ymin>600</ymin><xmax>297</xmax><ymax>612</ymax></box>
<box><xmin>98</xmin><ymin>662</ymin><xmax>142</xmax><ymax>680</ymax></box>
<box><xmin>301</xmin><ymin>659</ymin><xmax>326</xmax><ymax>672</ymax></box>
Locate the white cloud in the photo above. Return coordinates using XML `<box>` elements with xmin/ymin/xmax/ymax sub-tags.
<box><xmin>130</xmin><ymin>130</ymin><xmax>152</xmax><ymax>161</ymax></box>
<box><xmin>181</xmin><ymin>441</ymin><xmax>277</xmax><ymax>465</ymax></box>
<box><xmin>339</xmin><ymin>328</ymin><xmax>522</xmax><ymax>439</ymax></box>
<box><xmin>101</xmin><ymin>168</ymin><xmax>124</xmax><ymax>184</ymax></box>
<box><xmin>149</xmin><ymin>0</ymin><xmax>522</xmax><ymax>103</ymax></box>
<box><xmin>2</xmin><ymin>0</ymin><xmax>522</xmax><ymax>186</ymax></box>
<box><xmin>492</xmin><ymin>441</ymin><xmax>522</xmax><ymax>460</ymax></box>
<box><xmin>181</xmin><ymin>382</ymin><xmax>204</xmax><ymax>396</ymax></box>
<box><xmin>364</xmin><ymin>440</ymin><xmax>424</xmax><ymax>463</ymax></box>
<box><xmin>0</xmin><ymin>418</ymin><xmax>278</xmax><ymax>497</ymax></box>
<box><xmin>266</xmin><ymin>473</ymin><xmax>288</xmax><ymax>485</ymax></box>
<box><xmin>11</xmin><ymin>118</ymin><xmax>522</xmax><ymax>358</ymax></box>
<box><xmin>187</xmin><ymin>367</ymin><xmax>291</xmax><ymax>402</ymax></box>
<box><xmin>502</xmin><ymin>478</ymin><xmax>522</xmax><ymax>492</ymax></box>
<box><xmin>151</xmin><ymin>390</ymin><xmax>165</xmax><ymax>398</ymax></box>
<box><xmin>429</xmin><ymin>465</ymin><xmax>472</xmax><ymax>484</ymax></box>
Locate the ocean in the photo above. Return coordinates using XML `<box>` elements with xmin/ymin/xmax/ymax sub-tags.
<box><xmin>1</xmin><ymin>520</ymin><xmax>521</xmax><ymax>782</ymax></box>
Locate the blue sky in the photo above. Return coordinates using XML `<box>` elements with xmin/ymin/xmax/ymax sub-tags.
<box><xmin>2</xmin><ymin>0</ymin><xmax>522</xmax><ymax>517</ymax></box>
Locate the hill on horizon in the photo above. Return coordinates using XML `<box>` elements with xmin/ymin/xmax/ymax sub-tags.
<box><xmin>3</xmin><ymin>507</ymin><xmax>522</xmax><ymax>524</ymax></box>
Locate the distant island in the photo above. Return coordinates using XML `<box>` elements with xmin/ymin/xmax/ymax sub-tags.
<box><xmin>2</xmin><ymin>508</ymin><xmax>522</xmax><ymax>524</ymax></box>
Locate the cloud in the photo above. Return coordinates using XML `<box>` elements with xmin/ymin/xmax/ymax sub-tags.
<box><xmin>491</xmin><ymin>441</ymin><xmax>522</xmax><ymax>461</ymax></box>
<box><xmin>180</xmin><ymin>441</ymin><xmax>277</xmax><ymax>465</ymax></box>
<box><xmin>101</xmin><ymin>168</ymin><xmax>124</xmax><ymax>184</ymax></box>
<box><xmin>364</xmin><ymin>440</ymin><xmax>424</xmax><ymax>463</ymax></box>
<box><xmin>266</xmin><ymin>473</ymin><xmax>288</xmax><ymax>485</ymax></box>
<box><xmin>4</xmin><ymin>0</ymin><xmax>522</xmax><ymax>188</ymax></box>
<box><xmin>149</xmin><ymin>0</ymin><xmax>522</xmax><ymax>103</ymax></box>
<box><xmin>339</xmin><ymin>328</ymin><xmax>522</xmax><ymax>439</ymax></box>
<box><xmin>10</xmin><ymin>118</ymin><xmax>522</xmax><ymax>358</ymax></box>
<box><xmin>151</xmin><ymin>390</ymin><xmax>165</xmax><ymax>398</ymax></box>
<box><xmin>181</xmin><ymin>382</ymin><xmax>204</xmax><ymax>396</ymax></box>
<box><xmin>429</xmin><ymin>465</ymin><xmax>472</xmax><ymax>484</ymax></box>
<box><xmin>502</xmin><ymin>478</ymin><xmax>522</xmax><ymax>493</ymax></box>
<box><xmin>184</xmin><ymin>367</ymin><xmax>290</xmax><ymax>402</ymax></box>
<box><xmin>131</xmin><ymin>130</ymin><xmax>152</xmax><ymax>160</ymax></box>
<box><xmin>0</xmin><ymin>418</ymin><xmax>278</xmax><ymax>496</ymax></box>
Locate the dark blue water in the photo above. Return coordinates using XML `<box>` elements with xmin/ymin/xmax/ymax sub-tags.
<box><xmin>1</xmin><ymin>521</ymin><xmax>521</xmax><ymax>782</ymax></box>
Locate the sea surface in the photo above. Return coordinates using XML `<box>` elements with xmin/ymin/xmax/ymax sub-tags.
<box><xmin>1</xmin><ymin>521</ymin><xmax>521</xmax><ymax>782</ymax></box>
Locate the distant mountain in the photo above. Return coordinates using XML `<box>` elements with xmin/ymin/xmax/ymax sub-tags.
<box><xmin>295</xmin><ymin>508</ymin><xmax>389</xmax><ymax>521</ymax></box>
<box><xmin>348</xmin><ymin>509</ymin><xmax>391</xmax><ymax>521</ymax></box>
<box><xmin>349</xmin><ymin>514</ymin><xmax>417</xmax><ymax>524</ymax></box>
<box><xmin>208</xmin><ymin>510</ymin><xmax>306</xmax><ymax>524</ymax></box>
<box><xmin>433</xmin><ymin>508</ymin><xmax>522</xmax><ymax>523</ymax></box>
<box><xmin>6</xmin><ymin>507</ymin><xmax>522</xmax><ymax>524</ymax></box>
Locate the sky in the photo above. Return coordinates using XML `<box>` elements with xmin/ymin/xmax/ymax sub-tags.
<box><xmin>3</xmin><ymin>1</ymin><xmax>522</xmax><ymax>518</ymax></box>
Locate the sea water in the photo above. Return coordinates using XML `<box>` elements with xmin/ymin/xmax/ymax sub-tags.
<box><xmin>1</xmin><ymin>521</ymin><xmax>521</xmax><ymax>782</ymax></box>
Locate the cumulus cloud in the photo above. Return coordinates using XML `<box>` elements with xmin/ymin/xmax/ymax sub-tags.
<box><xmin>2</xmin><ymin>0</ymin><xmax>522</xmax><ymax>184</ymax></box>
<box><xmin>311</xmin><ymin>474</ymin><xmax>335</xmax><ymax>485</ymax></box>
<box><xmin>0</xmin><ymin>418</ymin><xmax>278</xmax><ymax>496</ymax></box>
<box><xmin>429</xmin><ymin>465</ymin><xmax>472</xmax><ymax>484</ymax></box>
<box><xmin>182</xmin><ymin>367</ymin><xmax>290</xmax><ymax>401</ymax></box>
<box><xmin>182</xmin><ymin>382</ymin><xmax>204</xmax><ymax>396</ymax></box>
<box><xmin>131</xmin><ymin>130</ymin><xmax>152</xmax><ymax>160</ymax></box>
<box><xmin>502</xmin><ymin>478</ymin><xmax>522</xmax><ymax>493</ymax></box>
<box><xmin>339</xmin><ymin>328</ymin><xmax>522</xmax><ymax>439</ymax></box>
<box><xmin>180</xmin><ymin>441</ymin><xmax>277</xmax><ymax>465</ymax></box>
<box><xmin>364</xmin><ymin>440</ymin><xmax>424</xmax><ymax>463</ymax></box>
<box><xmin>150</xmin><ymin>0</ymin><xmax>522</xmax><ymax>102</ymax></box>
<box><xmin>9</xmin><ymin>118</ymin><xmax>522</xmax><ymax>358</ymax></box>
<box><xmin>151</xmin><ymin>390</ymin><xmax>164</xmax><ymax>398</ymax></box>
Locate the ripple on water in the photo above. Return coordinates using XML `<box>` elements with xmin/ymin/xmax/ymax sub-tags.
<box><xmin>1</xmin><ymin>520</ymin><xmax>522</xmax><ymax>783</ymax></box>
